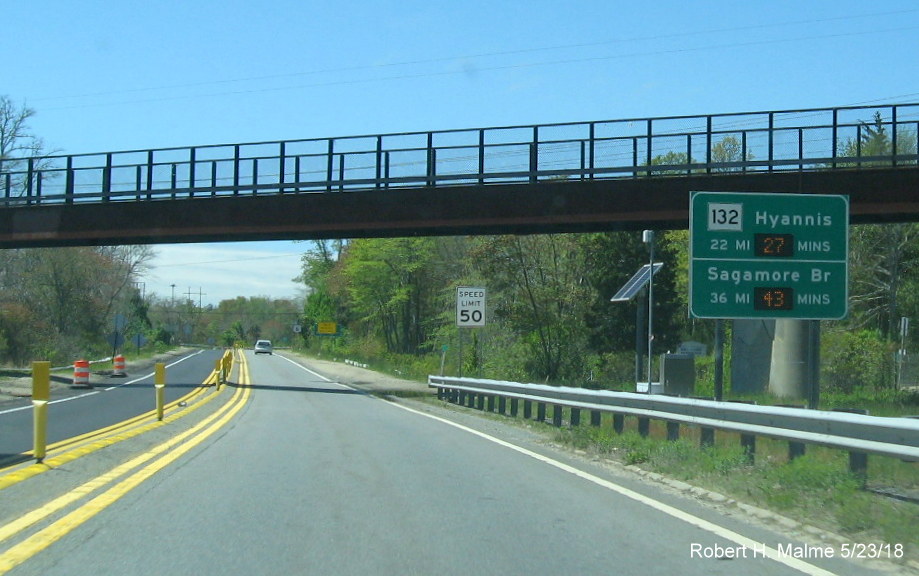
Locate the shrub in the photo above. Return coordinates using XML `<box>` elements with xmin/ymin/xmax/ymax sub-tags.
<box><xmin>822</xmin><ymin>329</ymin><xmax>893</xmax><ymax>393</ymax></box>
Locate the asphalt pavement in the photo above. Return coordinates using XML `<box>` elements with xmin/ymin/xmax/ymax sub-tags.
<box><xmin>0</xmin><ymin>350</ymin><xmax>911</xmax><ymax>575</ymax></box>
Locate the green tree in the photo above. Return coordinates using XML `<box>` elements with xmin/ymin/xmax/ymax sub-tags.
<box><xmin>469</xmin><ymin>234</ymin><xmax>593</xmax><ymax>382</ymax></box>
<box><xmin>581</xmin><ymin>231</ymin><xmax>685</xmax><ymax>355</ymax></box>
<box><xmin>838</xmin><ymin>112</ymin><xmax>919</xmax><ymax>338</ymax></box>
<box><xmin>838</xmin><ymin>111</ymin><xmax>917</xmax><ymax>164</ymax></box>
<box><xmin>336</xmin><ymin>237</ymin><xmax>438</xmax><ymax>354</ymax></box>
<box><xmin>848</xmin><ymin>223</ymin><xmax>919</xmax><ymax>338</ymax></box>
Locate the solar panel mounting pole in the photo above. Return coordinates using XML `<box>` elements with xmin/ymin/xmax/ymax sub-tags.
<box><xmin>643</xmin><ymin>230</ymin><xmax>654</xmax><ymax>393</ymax></box>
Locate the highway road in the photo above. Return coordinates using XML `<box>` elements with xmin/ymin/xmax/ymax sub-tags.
<box><xmin>0</xmin><ymin>351</ymin><xmax>906</xmax><ymax>575</ymax></box>
<box><xmin>0</xmin><ymin>349</ymin><xmax>224</xmax><ymax>465</ymax></box>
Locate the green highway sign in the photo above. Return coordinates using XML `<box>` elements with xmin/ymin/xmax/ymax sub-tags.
<box><xmin>690</xmin><ymin>192</ymin><xmax>849</xmax><ymax>319</ymax></box>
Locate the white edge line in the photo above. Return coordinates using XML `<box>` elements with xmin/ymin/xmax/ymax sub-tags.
<box><xmin>275</xmin><ymin>353</ymin><xmax>838</xmax><ymax>576</ymax></box>
<box><xmin>383</xmin><ymin>400</ymin><xmax>841</xmax><ymax>576</ymax></box>
<box><xmin>275</xmin><ymin>353</ymin><xmax>337</xmax><ymax>383</ymax></box>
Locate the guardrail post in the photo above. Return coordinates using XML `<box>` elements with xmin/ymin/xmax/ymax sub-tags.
<box><xmin>613</xmin><ymin>414</ymin><xmax>624</xmax><ymax>435</ymax></box>
<box><xmin>524</xmin><ymin>400</ymin><xmax>532</xmax><ymax>419</ymax></box>
<box><xmin>740</xmin><ymin>434</ymin><xmax>756</xmax><ymax>464</ymax></box>
<box><xmin>487</xmin><ymin>395</ymin><xmax>496</xmax><ymax>412</ymax></box>
<box><xmin>849</xmin><ymin>452</ymin><xmax>868</xmax><ymax>488</ymax></box>
<box><xmin>458</xmin><ymin>390</ymin><xmax>466</xmax><ymax>405</ymax></box>
<box><xmin>155</xmin><ymin>362</ymin><xmax>166</xmax><ymax>421</ymax></box>
<box><xmin>476</xmin><ymin>394</ymin><xmax>485</xmax><ymax>411</ymax></box>
<box><xmin>552</xmin><ymin>405</ymin><xmax>563</xmax><ymax>427</ymax></box>
<box><xmin>32</xmin><ymin>361</ymin><xmax>50</xmax><ymax>463</ymax></box>
<box><xmin>637</xmin><ymin>417</ymin><xmax>650</xmax><ymax>438</ymax></box>
<box><xmin>700</xmin><ymin>428</ymin><xmax>715</xmax><ymax>448</ymax></box>
<box><xmin>835</xmin><ymin>408</ymin><xmax>869</xmax><ymax>486</ymax></box>
<box><xmin>510</xmin><ymin>398</ymin><xmax>519</xmax><ymax>417</ymax></box>
<box><xmin>666</xmin><ymin>421</ymin><xmax>680</xmax><ymax>441</ymax></box>
<box><xmin>788</xmin><ymin>442</ymin><xmax>806</xmax><ymax>460</ymax></box>
<box><xmin>590</xmin><ymin>410</ymin><xmax>601</xmax><ymax>426</ymax></box>
<box><xmin>498</xmin><ymin>396</ymin><xmax>506</xmax><ymax>415</ymax></box>
<box><xmin>537</xmin><ymin>402</ymin><xmax>546</xmax><ymax>422</ymax></box>
<box><xmin>570</xmin><ymin>407</ymin><xmax>580</xmax><ymax>427</ymax></box>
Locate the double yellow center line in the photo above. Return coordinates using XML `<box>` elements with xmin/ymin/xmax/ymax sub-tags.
<box><xmin>0</xmin><ymin>352</ymin><xmax>252</xmax><ymax>574</ymax></box>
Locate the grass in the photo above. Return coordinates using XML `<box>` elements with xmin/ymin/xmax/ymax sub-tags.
<box><xmin>296</xmin><ymin>348</ymin><xmax>919</xmax><ymax>560</ymax></box>
<box><xmin>550</xmin><ymin>411</ymin><xmax>918</xmax><ymax>555</ymax></box>
<box><xmin>420</xmin><ymin>396</ymin><xmax>918</xmax><ymax>559</ymax></box>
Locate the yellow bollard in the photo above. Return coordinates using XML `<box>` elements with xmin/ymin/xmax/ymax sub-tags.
<box><xmin>222</xmin><ymin>351</ymin><xmax>232</xmax><ymax>384</ymax></box>
<box><xmin>214</xmin><ymin>358</ymin><xmax>222</xmax><ymax>390</ymax></box>
<box><xmin>32</xmin><ymin>361</ymin><xmax>51</xmax><ymax>463</ymax></box>
<box><xmin>155</xmin><ymin>362</ymin><xmax>166</xmax><ymax>421</ymax></box>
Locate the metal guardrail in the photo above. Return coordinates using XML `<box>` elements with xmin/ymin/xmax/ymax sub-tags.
<box><xmin>2</xmin><ymin>103</ymin><xmax>918</xmax><ymax>206</ymax></box>
<box><xmin>427</xmin><ymin>376</ymin><xmax>919</xmax><ymax>467</ymax></box>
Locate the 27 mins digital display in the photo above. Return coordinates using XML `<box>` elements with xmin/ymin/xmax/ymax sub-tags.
<box><xmin>754</xmin><ymin>233</ymin><xmax>794</xmax><ymax>257</ymax></box>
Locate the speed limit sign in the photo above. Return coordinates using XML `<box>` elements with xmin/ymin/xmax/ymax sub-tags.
<box><xmin>456</xmin><ymin>286</ymin><xmax>486</xmax><ymax>327</ymax></box>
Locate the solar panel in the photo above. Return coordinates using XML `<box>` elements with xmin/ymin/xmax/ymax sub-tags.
<box><xmin>610</xmin><ymin>262</ymin><xmax>663</xmax><ymax>302</ymax></box>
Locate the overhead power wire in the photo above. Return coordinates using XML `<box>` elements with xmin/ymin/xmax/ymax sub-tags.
<box><xmin>35</xmin><ymin>10</ymin><xmax>919</xmax><ymax>111</ymax></box>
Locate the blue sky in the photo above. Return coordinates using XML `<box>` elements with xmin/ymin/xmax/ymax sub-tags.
<box><xmin>4</xmin><ymin>1</ymin><xmax>919</xmax><ymax>305</ymax></box>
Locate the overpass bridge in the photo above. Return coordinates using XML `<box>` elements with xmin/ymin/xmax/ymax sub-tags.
<box><xmin>1</xmin><ymin>102</ymin><xmax>917</xmax><ymax>248</ymax></box>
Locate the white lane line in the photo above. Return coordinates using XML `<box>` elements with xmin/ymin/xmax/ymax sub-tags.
<box><xmin>0</xmin><ymin>350</ymin><xmax>205</xmax><ymax>416</ymax></box>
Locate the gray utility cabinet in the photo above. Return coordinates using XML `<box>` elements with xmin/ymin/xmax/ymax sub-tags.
<box><xmin>660</xmin><ymin>353</ymin><xmax>695</xmax><ymax>396</ymax></box>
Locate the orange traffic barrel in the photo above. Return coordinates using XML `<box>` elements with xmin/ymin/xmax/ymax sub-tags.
<box><xmin>113</xmin><ymin>355</ymin><xmax>126</xmax><ymax>377</ymax></box>
<box><xmin>73</xmin><ymin>359</ymin><xmax>91</xmax><ymax>388</ymax></box>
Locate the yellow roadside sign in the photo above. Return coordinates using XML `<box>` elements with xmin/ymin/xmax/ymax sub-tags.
<box><xmin>317</xmin><ymin>322</ymin><xmax>338</xmax><ymax>335</ymax></box>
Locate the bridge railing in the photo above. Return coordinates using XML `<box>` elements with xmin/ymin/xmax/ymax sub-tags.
<box><xmin>2</xmin><ymin>103</ymin><xmax>918</xmax><ymax>206</ymax></box>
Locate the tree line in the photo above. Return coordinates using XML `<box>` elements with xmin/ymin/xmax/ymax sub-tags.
<box><xmin>0</xmin><ymin>96</ymin><xmax>303</xmax><ymax>365</ymax></box>
<box><xmin>4</xmin><ymin>93</ymin><xmax>918</xmax><ymax>394</ymax></box>
<box><xmin>300</xmin><ymin>116</ymin><xmax>919</xmax><ymax>394</ymax></box>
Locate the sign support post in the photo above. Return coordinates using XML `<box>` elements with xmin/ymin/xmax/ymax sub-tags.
<box><xmin>690</xmin><ymin>191</ymin><xmax>849</xmax><ymax>404</ymax></box>
<box><xmin>456</xmin><ymin>286</ymin><xmax>486</xmax><ymax>378</ymax></box>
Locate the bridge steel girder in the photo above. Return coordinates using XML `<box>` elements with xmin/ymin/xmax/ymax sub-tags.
<box><xmin>0</xmin><ymin>167</ymin><xmax>917</xmax><ymax>248</ymax></box>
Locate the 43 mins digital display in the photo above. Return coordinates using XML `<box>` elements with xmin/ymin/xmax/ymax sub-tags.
<box><xmin>754</xmin><ymin>287</ymin><xmax>794</xmax><ymax>311</ymax></box>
